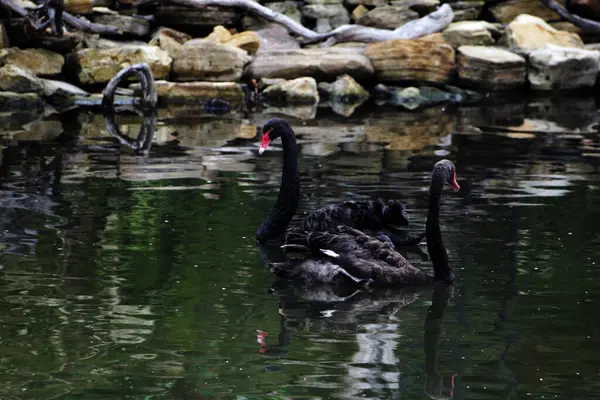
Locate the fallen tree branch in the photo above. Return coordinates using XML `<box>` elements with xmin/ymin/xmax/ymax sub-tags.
<box><xmin>541</xmin><ymin>0</ymin><xmax>600</xmax><ymax>32</ymax></box>
<box><xmin>136</xmin><ymin>0</ymin><xmax>454</xmax><ymax>45</ymax></box>
<box><xmin>102</xmin><ymin>63</ymin><xmax>157</xmax><ymax>110</ymax></box>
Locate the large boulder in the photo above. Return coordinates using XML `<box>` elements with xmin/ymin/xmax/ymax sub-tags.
<box><xmin>262</xmin><ymin>77</ymin><xmax>320</xmax><ymax>104</ymax></box>
<box><xmin>528</xmin><ymin>44</ymin><xmax>600</xmax><ymax>90</ymax></box>
<box><xmin>171</xmin><ymin>39</ymin><xmax>251</xmax><ymax>81</ymax></box>
<box><xmin>245</xmin><ymin>48</ymin><xmax>374</xmax><ymax>80</ymax></box>
<box><xmin>0</xmin><ymin>48</ymin><xmax>64</xmax><ymax>77</ymax></box>
<box><xmin>365</xmin><ymin>39</ymin><xmax>455</xmax><ymax>83</ymax></box>
<box><xmin>0</xmin><ymin>65</ymin><xmax>43</xmax><ymax>94</ymax></box>
<box><xmin>502</xmin><ymin>14</ymin><xmax>584</xmax><ymax>55</ymax></box>
<box><xmin>70</xmin><ymin>45</ymin><xmax>172</xmax><ymax>85</ymax></box>
<box><xmin>457</xmin><ymin>45</ymin><xmax>526</xmax><ymax>90</ymax></box>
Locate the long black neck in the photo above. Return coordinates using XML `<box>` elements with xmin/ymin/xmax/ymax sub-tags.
<box><xmin>256</xmin><ymin>130</ymin><xmax>300</xmax><ymax>243</ymax></box>
<box><xmin>426</xmin><ymin>174</ymin><xmax>454</xmax><ymax>283</ymax></box>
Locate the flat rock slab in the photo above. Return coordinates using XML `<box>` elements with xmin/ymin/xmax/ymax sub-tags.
<box><xmin>130</xmin><ymin>80</ymin><xmax>245</xmax><ymax>103</ymax></box>
<box><xmin>442</xmin><ymin>20</ymin><xmax>498</xmax><ymax>48</ymax></box>
<box><xmin>365</xmin><ymin>39</ymin><xmax>455</xmax><ymax>83</ymax></box>
<box><xmin>70</xmin><ymin>45</ymin><xmax>172</xmax><ymax>85</ymax></box>
<box><xmin>528</xmin><ymin>44</ymin><xmax>600</xmax><ymax>90</ymax></box>
<box><xmin>457</xmin><ymin>45</ymin><xmax>526</xmax><ymax>90</ymax></box>
<box><xmin>172</xmin><ymin>39</ymin><xmax>251</xmax><ymax>82</ymax></box>
<box><xmin>245</xmin><ymin>48</ymin><xmax>374</xmax><ymax>80</ymax></box>
<box><xmin>503</xmin><ymin>14</ymin><xmax>584</xmax><ymax>55</ymax></box>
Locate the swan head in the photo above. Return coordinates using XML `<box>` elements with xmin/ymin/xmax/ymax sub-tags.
<box><xmin>433</xmin><ymin>160</ymin><xmax>460</xmax><ymax>192</ymax></box>
<box><xmin>258</xmin><ymin>118</ymin><xmax>294</xmax><ymax>155</ymax></box>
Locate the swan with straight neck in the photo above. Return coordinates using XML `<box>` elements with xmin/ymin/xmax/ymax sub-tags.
<box><xmin>256</xmin><ymin>118</ymin><xmax>300</xmax><ymax>243</ymax></box>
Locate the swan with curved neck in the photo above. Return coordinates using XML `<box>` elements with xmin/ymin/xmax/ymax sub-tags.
<box><xmin>256</xmin><ymin>118</ymin><xmax>460</xmax><ymax>286</ymax></box>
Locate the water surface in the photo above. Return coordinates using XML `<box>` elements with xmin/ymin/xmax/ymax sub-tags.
<box><xmin>1</xmin><ymin>97</ymin><xmax>600</xmax><ymax>399</ymax></box>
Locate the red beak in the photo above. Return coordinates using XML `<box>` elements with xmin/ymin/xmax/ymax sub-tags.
<box><xmin>259</xmin><ymin>129</ymin><xmax>272</xmax><ymax>155</ymax></box>
<box><xmin>450</xmin><ymin>170</ymin><xmax>460</xmax><ymax>191</ymax></box>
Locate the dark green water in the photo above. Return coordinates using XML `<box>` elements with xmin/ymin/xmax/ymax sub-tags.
<box><xmin>1</xmin><ymin>97</ymin><xmax>600</xmax><ymax>399</ymax></box>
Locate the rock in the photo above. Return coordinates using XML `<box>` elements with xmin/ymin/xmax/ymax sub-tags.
<box><xmin>262</xmin><ymin>77</ymin><xmax>320</xmax><ymax>104</ymax></box>
<box><xmin>0</xmin><ymin>24</ymin><xmax>9</xmax><ymax>49</ymax></box>
<box><xmin>0</xmin><ymin>48</ymin><xmax>64</xmax><ymax>77</ymax></box>
<box><xmin>503</xmin><ymin>14</ymin><xmax>584</xmax><ymax>55</ymax></box>
<box><xmin>319</xmin><ymin>74</ymin><xmax>369</xmax><ymax>102</ymax></box>
<box><xmin>70</xmin><ymin>45</ymin><xmax>172</xmax><ymax>85</ymax></box>
<box><xmin>449</xmin><ymin>1</ymin><xmax>484</xmax><ymax>21</ymax></box>
<box><xmin>316</xmin><ymin>18</ymin><xmax>333</xmax><ymax>33</ymax></box>
<box><xmin>351</xmin><ymin>4</ymin><xmax>368</xmax><ymax>21</ymax></box>
<box><xmin>365</xmin><ymin>39</ymin><xmax>455</xmax><ymax>83</ymax></box>
<box><xmin>225</xmin><ymin>31</ymin><xmax>261</xmax><ymax>54</ymax></box>
<box><xmin>389</xmin><ymin>0</ymin><xmax>439</xmax><ymax>13</ymax></box>
<box><xmin>130</xmin><ymin>80</ymin><xmax>245</xmax><ymax>103</ymax></box>
<box><xmin>302</xmin><ymin>4</ymin><xmax>350</xmax><ymax>27</ymax></box>
<box><xmin>373</xmin><ymin>83</ymin><xmax>481</xmax><ymax>109</ymax></box>
<box><xmin>83</xmin><ymin>34</ymin><xmax>147</xmax><ymax>49</ymax></box>
<box><xmin>419</xmin><ymin>32</ymin><xmax>449</xmax><ymax>44</ymax></box>
<box><xmin>153</xmin><ymin>5</ymin><xmax>238</xmax><ymax>28</ymax></box>
<box><xmin>41</xmin><ymin>79</ymin><xmax>89</xmax><ymax>98</ymax></box>
<box><xmin>456</xmin><ymin>45</ymin><xmax>526</xmax><ymax>90</ymax></box>
<box><xmin>442</xmin><ymin>21</ymin><xmax>498</xmax><ymax>48</ymax></box>
<box><xmin>0</xmin><ymin>92</ymin><xmax>45</xmax><ymax>111</ymax></box>
<box><xmin>206</xmin><ymin>25</ymin><xmax>232</xmax><ymax>43</ymax></box>
<box><xmin>528</xmin><ymin>44</ymin><xmax>600</xmax><ymax>90</ymax></box>
<box><xmin>65</xmin><ymin>0</ymin><xmax>93</xmax><ymax>14</ymax></box>
<box><xmin>256</xmin><ymin>25</ymin><xmax>301</xmax><ymax>54</ymax></box>
<box><xmin>149</xmin><ymin>27</ymin><xmax>191</xmax><ymax>58</ymax></box>
<box><xmin>358</xmin><ymin>6</ymin><xmax>419</xmax><ymax>29</ymax></box>
<box><xmin>346</xmin><ymin>0</ymin><xmax>386</xmax><ymax>6</ymax></box>
<box><xmin>488</xmin><ymin>0</ymin><xmax>561</xmax><ymax>23</ymax></box>
<box><xmin>319</xmin><ymin>74</ymin><xmax>369</xmax><ymax>116</ymax></box>
<box><xmin>172</xmin><ymin>39</ymin><xmax>251</xmax><ymax>82</ymax></box>
<box><xmin>92</xmin><ymin>14</ymin><xmax>150</xmax><ymax>37</ymax></box>
<box><xmin>245</xmin><ymin>48</ymin><xmax>374</xmax><ymax>80</ymax></box>
<box><xmin>0</xmin><ymin>65</ymin><xmax>43</xmax><ymax>94</ymax></box>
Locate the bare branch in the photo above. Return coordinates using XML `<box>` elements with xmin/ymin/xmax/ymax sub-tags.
<box><xmin>102</xmin><ymin>63</ymin><xmax>157</xmax><ymax>110</ymax></box>
<box><xmin>136</xmin><ymin>0</ymin><xmax>454</xmax><ymax>45</ymax></box>
<box><xmin>541</xmin><ymin>0</ymin><xmax>600</xmax><ymax>32</ymax></box>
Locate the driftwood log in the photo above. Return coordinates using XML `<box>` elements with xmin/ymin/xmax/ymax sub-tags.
<box><xmin>542</xmin><ymin>0</ymin><xmax>600</xmax><ymax>32</ymax></box>
<box><xmin>102</xmin><ymin>63</ymin><xmax>158</xmax><ymax>110</ymax></box>
<box><xmin>135</xmin><ymin>0</ymin><xmax>455</xmax><ymax>45</ymax></box>
<box><xmin>0</xmin><ymin>0</ymin><xmax>120</xmax><ymax>35</ymax></box>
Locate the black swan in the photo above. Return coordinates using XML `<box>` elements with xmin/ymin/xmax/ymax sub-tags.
<box><xmin>255</xmin><ymin>118</ymin><xmax>423</xmax><ymax>247</ymax></box>
<box><xmin>255</xmin><ymin>118</ymin><xmax>460</xmax><ymax>287</ymax></box>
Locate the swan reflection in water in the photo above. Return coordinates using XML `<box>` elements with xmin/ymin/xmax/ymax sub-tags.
<box><xmin>256</xmin><ymin>243</ymin><xmax>456</xmax><ymax>400</ymax></box>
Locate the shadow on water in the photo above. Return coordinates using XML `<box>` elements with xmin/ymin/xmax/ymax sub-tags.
<box><xmin>0</xmin><ymin>95</ymin><xmax>599</xmax><ymax>398</ymax></box>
